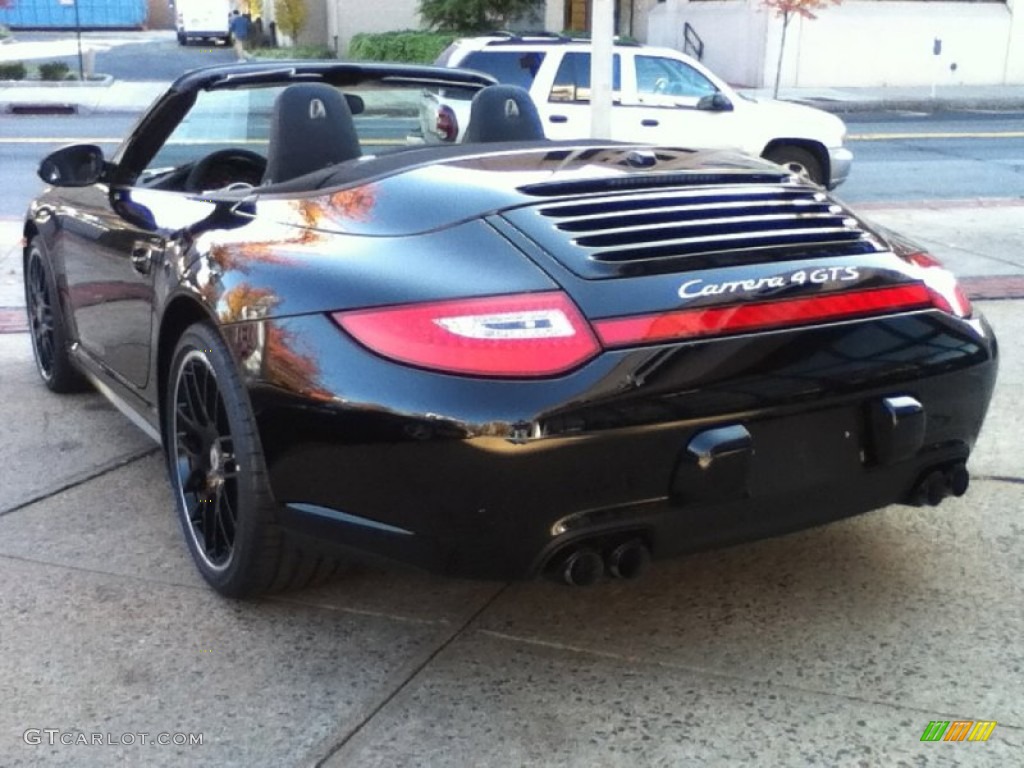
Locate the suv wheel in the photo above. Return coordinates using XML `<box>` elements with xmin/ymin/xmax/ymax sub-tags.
<box><xmin>764</xmin><ymin>145</ymin><xmax>825</xmax><ymax>186</ymax></box>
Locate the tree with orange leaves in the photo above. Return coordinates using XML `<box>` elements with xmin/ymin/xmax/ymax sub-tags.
<box><xmin>763</xmin><ymin>0</ymin><xmax>841</xmax><ymax>98</ymax></box>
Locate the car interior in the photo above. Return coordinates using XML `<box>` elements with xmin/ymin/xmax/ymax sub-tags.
<box><xmin>136</xmin><ymin>83</ymin><xmax>547</xmax><ymax>197</ymax></box>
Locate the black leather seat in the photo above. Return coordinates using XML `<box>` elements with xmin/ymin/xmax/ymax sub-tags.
<box><xmin>262</xmin><ymin>83</ymin><xmax>362</xmax><ymax>185</ymax></box>
<box><xmin>464</xmin><ymin>85</ymin><xmax>545</xmax><ymax>143</ymax></box>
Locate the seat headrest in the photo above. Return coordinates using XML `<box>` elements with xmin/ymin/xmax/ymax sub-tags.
<box><xmin>464</xmin><ymin>85</ymin><xmax>545</xmax><ymax>143</ymax></box>
<box><xmin>262</xmin><ymin>83</ymin><xmax>362</xmax><ymax>185</ymax></box>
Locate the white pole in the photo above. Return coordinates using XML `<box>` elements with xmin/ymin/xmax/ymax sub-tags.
<box><xmin>590</xmin><ymin>0</ymin><xmax>615</xmax><ymax>139</ymax></box>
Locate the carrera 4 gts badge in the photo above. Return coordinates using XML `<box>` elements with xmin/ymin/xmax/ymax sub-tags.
<box><xmin>678</xmin><ymin>266</ymin><xmax>861</xmax><ymax>300</ymax></box>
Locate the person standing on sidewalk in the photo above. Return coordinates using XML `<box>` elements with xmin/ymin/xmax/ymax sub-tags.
<box><xmin>230</xmin><ymin>11</ymin><xmax>251</xmax><ymax>61</ymax></box>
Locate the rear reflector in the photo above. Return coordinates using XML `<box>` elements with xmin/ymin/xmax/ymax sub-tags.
<box><xmin>333</xmin><ymin>292</ymin><xmax>600</xmax><ymax>377</ymax></box>
<box><xmin>594</xmin><ymin>284</ymin><xmax>934</xmax><ymax>347</ymax></box>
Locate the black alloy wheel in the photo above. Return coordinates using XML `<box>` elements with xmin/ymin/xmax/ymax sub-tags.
<box><xmin>24</xmin><ymin>239</ymin><xmax>88</xmax><ymax>393</ymax></box>
<box><xmin>171</xmin><ymin>347</ymin><xmax>240</xmax><ymax>572</ymax></box>
<box><xmin>166</xmin><ymin>323</ymin><xmax>339</xmax><ymax>596</ymax></box>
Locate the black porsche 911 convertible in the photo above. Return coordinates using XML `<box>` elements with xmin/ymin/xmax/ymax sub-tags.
<box><xmin>24</xmin><ymin>61</ymin><xmax>997</xmax><ymax>596</ymax></box>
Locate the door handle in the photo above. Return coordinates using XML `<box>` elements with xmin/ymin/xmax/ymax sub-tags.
<box><xmin>131</xmin><ymin>243</ymin><xmax>158</xmax><ymax>275</ymax></box>
<box><xmin>548</xmin><ymin>115</ymin><xmax>568</xmax><ymax>124</ymax></box>
<box><xmin>641</xmin><ymin>119</ymin><xmax>659</xmax><ymax>127</ymax></box>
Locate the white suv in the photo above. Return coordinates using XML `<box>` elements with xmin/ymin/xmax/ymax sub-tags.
<box><xmin>423</xmin><ymin>34</ymin><xmax>852</xmax><ymax>188</ymax></box>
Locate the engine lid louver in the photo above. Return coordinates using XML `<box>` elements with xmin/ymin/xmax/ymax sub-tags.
<box><xmin>503</xmin><ymin>183</ymin><xmax>885</xmax><ymax>280</ymax></box>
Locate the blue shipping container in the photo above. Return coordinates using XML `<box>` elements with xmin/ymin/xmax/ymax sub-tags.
<box><xmin>0</xmin><ymin>0</ymin><xmax>147</xmax><ymax>29</ymax></box>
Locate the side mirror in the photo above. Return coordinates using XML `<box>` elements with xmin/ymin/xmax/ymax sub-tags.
<box><xmin>697</xmin><ymin>93</ymin><xmax>733</xmax><ymax>112</ymax></box>
<box><xmin>38</xmin><ymin>144</ymin><xmax>108</xmax><ymax>187</ymax></box>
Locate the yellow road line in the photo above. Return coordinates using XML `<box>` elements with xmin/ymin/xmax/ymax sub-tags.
<box><xmin>849</xmin><ymin>131</ymin><xmax>1024</xmax><ymax>141</ymax></box>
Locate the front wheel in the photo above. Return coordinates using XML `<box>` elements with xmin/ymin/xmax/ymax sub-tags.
<box><xmin>24</xmin><ymin>239</ymin><xmax>89</xmax><ymax>393</ymax></box>
<box><xmin>763</xmin><ymin>145</ymin><xmax>825</xmax><ymax>186</ymax></box>
<box><xmin>165</xmin><ymin>323</ymin><xmax>339</xmax><ymax>597</ymax></box>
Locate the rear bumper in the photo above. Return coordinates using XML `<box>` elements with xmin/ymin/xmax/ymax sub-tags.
<box><xmin>231</xmin><ymin>310</ymin><xmax>997</xmax><ymax>580</ymax></box>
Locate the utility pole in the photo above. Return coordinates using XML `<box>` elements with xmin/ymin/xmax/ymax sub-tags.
<box><xmin>589</xmin><ymin>0</ymin><xmax>614</xmax><ymax>139</ymax></box>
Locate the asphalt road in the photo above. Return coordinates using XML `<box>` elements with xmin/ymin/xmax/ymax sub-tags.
<box><xmin>839</xmin><ymin>109</ymin><xmax>1024</xmax><ymax>203</ymax></box>
<box><xmin>1</xmin><ymin>30</ymin><xmax>238</xmax><ymax>81</ymax></box>
<box><xmin>1</xmin><ymin>109</ymin><xmax>1021</xmax><ymax>218</ymax></box>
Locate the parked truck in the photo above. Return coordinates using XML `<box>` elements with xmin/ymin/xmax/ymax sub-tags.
<box><xmin>175</xmin><ymin>0</ymin><xmax>231</xmax><ymax>46</ymax></box>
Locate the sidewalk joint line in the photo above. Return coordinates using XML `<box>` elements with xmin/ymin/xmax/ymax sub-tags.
<box><xmin>313</xmin><ymin>582</ymin><xmax>512</xmax><ymax>767</ymax></box>
<box><xmin>0</xmin><ymin>447</ymin><xmax>158</xmax><ymax>519</ymax></box>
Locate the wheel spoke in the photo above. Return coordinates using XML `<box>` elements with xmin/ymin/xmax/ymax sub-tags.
<box><xmin>175</xmin><ymin>402</ymin><xmax>203</xmax><ymax>438</ymax></box>
<box><xmin>183</xmin><ymin>366</ymin><xmax>209</xmax><ymax>426</ymax></box>
<box><xmin>203</xmin><ymin>367</ymin><xmax>220</xmax><ymax>430</ymax></box>
<box><xmin>182</xmin><ymin>467</ymin><xmax>206</xmax><ymax>494</ymax></box>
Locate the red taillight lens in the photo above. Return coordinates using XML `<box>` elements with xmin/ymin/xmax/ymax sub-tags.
<box><xmin>594</xmin><ymin>285</ymin><xmax>934</xmax><ymax>348</ymax></box>
<box><xmin>435</xmin><ymin>105</ymin><xmax>458</xmax><ymax>142</ymax></box>
<box><xmin>333</xmin><ymin>292</ymin><xmax>600</xmax><ymax>377</ymax></box>
<box><xmin>903</xmin><ymin>251</ymin><xmax>972</xmax><ymax>318</ymax></box>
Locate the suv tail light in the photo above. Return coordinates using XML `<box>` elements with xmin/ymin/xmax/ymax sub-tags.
<box><xmin>435</xmin><ymin>105</ymin><xmax>458</xmax><ymax>142</ymax></box>
<box><xmin>332</xmin><ymin>292</ymin><xmax>600</xmax><ymax>377</ymax></box>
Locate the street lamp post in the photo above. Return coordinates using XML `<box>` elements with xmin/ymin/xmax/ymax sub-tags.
<box><xmin>60</xmin><ymin>0</ymin><xmax>85</xmax><ymax>81</ymax></box>
<box><xmin>73</xmin><ymin>0</ymin><xmax>84</xmax><ymax>81</ymax></box>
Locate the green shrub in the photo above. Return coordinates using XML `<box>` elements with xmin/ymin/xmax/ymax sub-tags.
<box><xmin>348</xmin><ymin>30</ymin><xmax>457</xmax><ymax>64</ymax></box>
<box><xmin>0</xmin><ymin>61</ymin><xmax>27</xmax><ymax>81</ymax></box>
<box><xmin>250</xmin><ymin>44</ymin><xmax>335</xmax><ymax>60</ymax></box>
<box><xmin>39</xmin><ymin>61</ymin><xmax>71</xmax><ymax>81</ymax></box>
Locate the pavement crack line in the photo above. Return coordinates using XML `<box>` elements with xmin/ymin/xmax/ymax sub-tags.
<box><xmin>0</xmin><ymin>550</ymin><xmax>210</xmax><ymax>593</ymax></box>
<box><xmin>973</xmin><ymin>474</ymin><xmax>1024</xmax><ymax>486</ymax></box>
<box><xmin>475</xmin><ymin>629</ymin><xmax>1024</xmax><ymax>730</ymax></box>
<box><xmin>0</xmin><ymin>447</ymin><xmax>159</xmax><ymax>519</ymax></box>
<box><xmin>311</xmin><ymin>582</ymin><xmax>513</xmax><ymax>767</ymax></box>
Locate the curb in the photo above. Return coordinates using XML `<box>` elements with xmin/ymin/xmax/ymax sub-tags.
<box><xmin>0</xmin><ymin>73</ymin><xmax>114</xmax><ymax>89</ymax></box>
<box><xmin>794</xmin><ymin>96</ymin><xmax>1024</xmax><ymax>114</ymax></box>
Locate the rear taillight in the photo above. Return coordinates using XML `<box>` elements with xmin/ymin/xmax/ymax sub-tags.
<box><xmin>332</xmin><ymin>292</ymin><xmax>600</xmax><ymax>377</ymax></box>
<box><xmin>903</xmin><ymin>251</ymin><xmax>973</xmax><ymax>318</ymax></box>
<box><xmin>435</xmin><ymin>105</ymin><xmax>458</xmax><ymax>142</ymax></box>
<box><xmin>593</xmin><ymin>285</ymin><xmax>934</xmax><ymax>348</ymax></box>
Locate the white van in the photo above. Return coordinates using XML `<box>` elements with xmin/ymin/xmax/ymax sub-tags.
<box><xmin>175</xmin><ymin>0</ymin><xmax>231</xmax><ymax>46</ymax></box>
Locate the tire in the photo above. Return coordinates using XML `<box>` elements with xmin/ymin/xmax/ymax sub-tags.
<box><xmin>177</xmin><ymin>31</ymin><xmax>187</xmax><ymax>46</ymax></box>
<box><xmin>24</xmin><ymin>239</ymin><xmax>89</xmax><ymax>393</ymax></box>
<box><xmin>763</xmin><ymin>145</ymin><xmax>825</xmax><ymax>186</ymax></box>
<box><xmin>164</xmin><ymin>322</ymin><xmax>339</xmax><ymax>597</ymax></box>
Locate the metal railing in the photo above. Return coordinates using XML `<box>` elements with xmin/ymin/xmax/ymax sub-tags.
<box><xmin>683</xmin><ymin>22</ymin><xmax>704</xmax><ymax>61</ymax></box>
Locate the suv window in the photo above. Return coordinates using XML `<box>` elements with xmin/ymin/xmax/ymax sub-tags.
<box><xmin>549</xmin><ymin>53</ymin><xmax>622</xmax><ymax>103</ymax></box>
<box><xmin>635</xmin><ymin>56</ymin><xmax>717</xmax><ymax>100</ymax></box>
<box><xmin>461</xmin><ymin>51</ymin><xmax>546</xmax><ymax>89</ymax></box>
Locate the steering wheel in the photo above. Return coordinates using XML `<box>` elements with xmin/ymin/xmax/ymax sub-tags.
<box><xmin>184</xmin><ymin>148</ymin><xmax>267</xmax><ymax>192</ymax></box>
<box><xmin>653</xmin><ymin>77</ymin><xmax>669</xmax><ymax>95</ymax></box>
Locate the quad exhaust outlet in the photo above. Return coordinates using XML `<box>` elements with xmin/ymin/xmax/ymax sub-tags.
<box><xmin>556</xmin><ymin>538</ymin><xmax>651</xmax><ymax>586</ymax></box>
<box><xmin>911</xmin><ymin>462</ymin><xmax>970</xmax><ymax>506</ymax></box>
